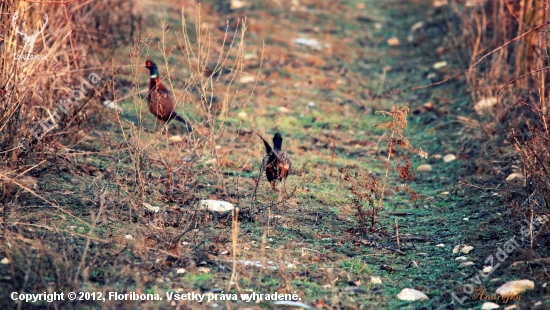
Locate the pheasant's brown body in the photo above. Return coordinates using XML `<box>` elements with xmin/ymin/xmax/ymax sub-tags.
<box><xmin>257</xmin><ymin>132</ymin><xmax>292</xmax><ymax>190</ymax></box>
<box><xmin>263</xmin><ymin>150</ymin><xmax>291</xmax><ymax>187</ymax></box>
<box><xmin>148</xmin><ymin>77</ymin><xmax>182</xmax><ymax>122</ymax></box>
<box><xmin>145</xmin><ymin>60</ymin><xmax>189</xmax><ymax>126</ymax></box>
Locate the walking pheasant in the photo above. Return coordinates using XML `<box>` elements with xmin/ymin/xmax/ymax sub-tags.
<box><xmin>145</xmin><ymin>60</ymin><xmax>191</xmax><ymax>130</ymax></box>
<box><xmin>256</xmin><ymin>132</ymin><xmax>292</xmax><ymax>190</ymax></box>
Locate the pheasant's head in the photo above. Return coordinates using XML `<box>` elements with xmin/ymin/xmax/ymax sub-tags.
<box><xmin>145</xmin><ymin>60</ymin><xmax>159</xmax><ymax>78</ymax></box>
<box><xmin>273</xmin><ymin>132</ymin><xmax>283</xmax><ymax>150</ymax></box>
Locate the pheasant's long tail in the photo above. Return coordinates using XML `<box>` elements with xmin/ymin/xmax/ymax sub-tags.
<box><xmin>172</xmin><ymin>113</ymin><xmax>185</xmax><ymax>123</ymax></box>
<box><xmin>254</xmin><ymin>131</ymin><xmax>273</xmax><ymax>156</ymax></box>
<box><xmin>172</xmin><ymin>113</ymin><xmax>193</xmax><ymax>132</ymax></box>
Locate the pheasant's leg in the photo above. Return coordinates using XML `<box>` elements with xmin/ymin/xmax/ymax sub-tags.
<box><xmin>164</xmin><ymin>125</ymin><xmax>170</xmax><ymax>152</ymax></box>
<box><xmin>281</xmin><ymin>179</ymin><xmax>288</xmax><ymax>199</ymax></box>
<box><xmin>276</xmin><ymin>182</ymin><xmax>283</xmax><ymax>205</ymax></box>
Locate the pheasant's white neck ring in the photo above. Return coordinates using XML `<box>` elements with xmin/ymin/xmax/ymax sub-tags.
<box><xmin>150</xmin><ymin>74</ymin><xmax>158</xmax><ymax>78</ymax></box>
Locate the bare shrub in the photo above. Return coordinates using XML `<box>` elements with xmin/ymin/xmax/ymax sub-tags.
<box><xmin>342</xmin><ymin>106</ymin><xmax>426</xmax><ymax>234</ymax></box>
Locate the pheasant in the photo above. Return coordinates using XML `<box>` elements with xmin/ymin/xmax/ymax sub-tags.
<box><xmin>145</xmin><ymin>60</ymin><xmax>191</xmax><ymax>130</ymax></box>
<box><xmin>256</xmin><ymin>132</ymin><xmax>292</xmax><ymax>190</ymax></box>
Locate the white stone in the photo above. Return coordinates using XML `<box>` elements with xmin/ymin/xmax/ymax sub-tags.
<box><xmin>240</xmin><ymin>75</ymin><xmax>255</xmax><ymax>84</ymax></box>
<box><xmin>443</xmin><ymin>154</ymin><xmax>456</xmax><ymax>162</ymax></box>
<box><xmin>397</xmin><ymin>288</ymin><xmax>429</xmax><ymax>301</ymax></box>
<box><xmin>142</xmin><ymin>202</ymin><xmax>160</xmax><ymax>213</ymax></box>
<box><xmin>433</xmin><ymin>61</ymin><xmax>447</xmax><ymax>69</ymax></box>
<box><xmin>200</xmin><ymin>200</ymin><xmax>235</xmax><ymax>212</ymax></box>
<box><xmin>230</xmin><ymin>0</ymin><xmax>247</xmax><ymax>10</ymax></box>
<box><xmin>417</xmin><ymin>164</ymin><xmax>432</xmax><ymax>171</ymax></box>
<box><xmin>411</xmin><ymin>21</ymin><xmax>424</xmax><ymax>32</ymax></box>
<box><xmin>481</xmin><ymin>302</ymin><xmax>500</xmax><ymax>310</ymax></box>
<box><xmin>433</xmin><ymin>0</ymin><xmax>448</xmax><ymax>7</ymax></box>
<box><xmin>273</xmin><ymin>301</ymin><xmax>311</xmax><ymax>308</ymax></box>
<box><xmin>387</xmin><ymin>37</ymin><xmax>400</xmax><ymax>46</ymax></box>
<box><xmin>293</xmin><ymin>38</ymin><xmax>322</xmax><ymax>50</ymax></box>
<box><xmin>505</xmin><ymin>173</ymin><xmax>523</xmax><ymax>182</ymax></box>
<box><xmin>495</xmin><ymin>280</ymin><xmax>535</xmax><ymax>297</ymax></box>
<box><xmin>474</xmin><ymin>97</ymin><xmax>498</xmax><ymax>114</ymax></box>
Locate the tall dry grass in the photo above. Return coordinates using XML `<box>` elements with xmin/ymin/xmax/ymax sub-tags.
<box><xmin>1</xmin><ymin>0</ymin><xmax>137</xmax><ymax>200</ymax></box>
<box><xmin>450</xmin><ymin>0</ymin><xmax>548</xmax><ymax>111</ymax></box>
<box><xmin>448</xmin><ymin>1</ymin><xmax>549</xmax><ymax>243</ymax></box>
<box><xmin>0</xmin><ymin>1</ymin><xmax>142</xmax><ymax>308</ymax></box>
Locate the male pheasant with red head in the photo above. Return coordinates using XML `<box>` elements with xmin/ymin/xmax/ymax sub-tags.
<box><xmin>145</xmin><ymin>60</ymin><xmax>191</xmax><ymax>130</ymax></box>
<box><xmin>256</xmin><ymin>132</ymin><xmax>292</xmax><ymax>190</ymax></box>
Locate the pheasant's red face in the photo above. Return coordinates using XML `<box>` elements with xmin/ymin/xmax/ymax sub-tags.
<box><xmin>145</xmin><ymin>61</ymin><xmax>153</xmax><ymax>68</ymax></box>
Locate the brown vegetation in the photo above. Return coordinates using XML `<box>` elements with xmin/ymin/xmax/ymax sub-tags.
<box><xmin>449</xmin><ymin>1</ymin><xmax>550</xmax><ymax>233</ymax></box>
